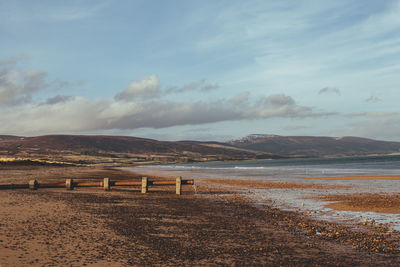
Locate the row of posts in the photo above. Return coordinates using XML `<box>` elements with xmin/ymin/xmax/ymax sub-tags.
<box><xmin>28</xmin><ymin>177</ymin><xmax>184</xmax><ymax>195</ymax></box>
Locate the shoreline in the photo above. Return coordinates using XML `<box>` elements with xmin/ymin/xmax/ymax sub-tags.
<box><xmin>1</xmin><ymin>165</ymin><xmax>399</xmax><ymax>265</ymax></box>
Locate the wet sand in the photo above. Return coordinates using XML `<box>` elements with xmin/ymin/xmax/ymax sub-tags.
<box><xmin>303</xmin><ymin>175</ymin><xmax>400</xmax><ymax>180</ymax></box>
<box><xmin>200</xmin><ymin>178</ymin><xmax>350</xmax><ymax>190</ymax></box>
<box><xmin>1</xmin><ymin>166</ymin><xmax>399</xmax><ymax>266</ymax></box>
<box><xmin>319</xmin><ymin>193</ymin><xmax>400</xmax><ymax>214</ymax></box>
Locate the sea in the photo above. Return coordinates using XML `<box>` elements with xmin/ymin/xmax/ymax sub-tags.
<box><xmin>130</xmin><ymin>155</ymin><xmax>400</xmax><ymax>230</ymax></box>
<box><xmin>138</xmin><ymin>154</ymin><xmax>400</xmax><ymax>179</ymax></box>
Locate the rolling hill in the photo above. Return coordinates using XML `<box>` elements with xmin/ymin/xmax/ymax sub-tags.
<box><xmin>228</xmin><ymin>134</ymin><xmax>400</xmax><ymax>157</ymax></box>
<box><xmin>0</xmin><ymin>135</ymin><xmax>274</xmax><ymax>165</ymax></box>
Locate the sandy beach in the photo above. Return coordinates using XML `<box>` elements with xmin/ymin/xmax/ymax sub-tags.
<box><xmin>1</xmin><ymin>165</ymin><xmax>399</xmax><ymax>266</ymax></box>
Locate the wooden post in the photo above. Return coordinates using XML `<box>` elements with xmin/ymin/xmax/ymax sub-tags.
<box><xmin>141</xmin><ymin>177</ymin><xmax>148</xmax><ymax>194</ymax></box>
<box><xmin>29</xmin><ymin>180</ymin><xmax>38</xmax><ymax>190</ymax></box>
<box><xmin>103</xmin><ymin>177</ymin><xmax>110</xmax><ymax>191</ymax></box>
<box><xmin>66</xmin><ymin>179</ymin><xmax>74</xmax><ymax>190</ymax></box>
<box><xmin>176</xmin><ymin>176</ymin><xmax>182</xmax><ymax>195</ymax></box>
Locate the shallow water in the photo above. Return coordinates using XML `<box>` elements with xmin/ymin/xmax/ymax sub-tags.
<box><xmin>130</xmin><ymin>155</ymin><xmax>400</xmax><ymax>230</ymax></box>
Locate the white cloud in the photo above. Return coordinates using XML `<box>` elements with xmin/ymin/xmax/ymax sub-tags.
<box><xmin>346</xmin><ymin>111</ymin><xmax>398</xmax><ymax>118</ymax></box>
<box><xmin>365</xmin><ymin>95</ymin><xmax>382</xmax><ymax>103</ymax></box>
<box><xmin>228</xmin><ymin>92</ymin><xmax>250</xmax><ymax>106</ymax></box>
<box><xmin>0</xmin><ymin>64</ymin><xmax>48</xmax><ymax>106</ymax></box>
<box><xmin>114</xmin><ymin>75</ymin><xmax>161</xmax><ymax>101</ymax></box>
<box><xmin>2</xmin><ymin>97</ymin><xmax>108</xmax><ymax>134</ymax></box>
<box><xmin>40</xmin><ymin>95</ymin><xmax>75</xmax><ymax>105</ymax></box>
<box><xmin>0</xmin><ymin>57</ymin><xmax>84</xmax><ymax>107</ymax></box>
<box><xmin>251</xmin><ymin>94</ymin><xmax>322</xmax><ymax>118</ymax></box>
<box><xmin>0</xmin><ymin>54</ymin><xmax>28</xmax><ymax>66</ymax></box>
<box><xmin>165</xmin><ymin>79</ymin><xmax>219</xmax><ymax>94</ymax></box>
<box><xmin>263</xmin><ymin>94</ymin><xmax>295</xmax><ymax>106</ymax></box>
<box><xmin>318</xmin><ymin>87</ymin><xmax>341</xmax><ymax>95</ymax></box>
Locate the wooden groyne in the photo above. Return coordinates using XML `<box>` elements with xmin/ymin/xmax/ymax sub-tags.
<box><xmin>0</xmin><ymin>177</ymin><xmax>194</xmax><ymax>195</ymax></box>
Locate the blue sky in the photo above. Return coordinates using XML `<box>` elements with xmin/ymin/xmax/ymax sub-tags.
<box><xmin>1</xmin><ymin>0</ymin><xmax>400</xmax><ymax>141</ymax></box>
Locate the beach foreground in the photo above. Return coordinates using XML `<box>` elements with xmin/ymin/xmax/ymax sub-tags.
<box><xmin>0</xmin><ymin>166</ymin><xmax>399</xmax><ymax>266</ymax></box>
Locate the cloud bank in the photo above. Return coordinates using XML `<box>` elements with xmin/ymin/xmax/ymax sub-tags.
<box><xmin>0</xmin><ymin>59</ymin><xmax>331</xmax><ymax>135</ymax></box>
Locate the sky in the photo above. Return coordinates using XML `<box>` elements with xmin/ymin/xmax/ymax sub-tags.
<box><xmin>1</xmin><ymin>0</ymin><xmax>400</xmax><ymax>141</ymax></box>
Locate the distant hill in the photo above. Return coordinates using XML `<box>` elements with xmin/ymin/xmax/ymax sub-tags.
<box><xmin>2</xmin><ymin>133</ymin><xmax>399</xmax><ymax>165</ymax></box>
<box><xmin>0</xmin><ymin>135</ymin><xmax>275</xmax><ymax>164</ymax></box>
<box><xmin>228</xmin><ymin>134</ymin><xmax>400</xmax><ymax>157</ymax></box>
<box><xmin>0</xmin><ymin>135</ymin><xmax>22</xmax><ymax>141</ymax></box>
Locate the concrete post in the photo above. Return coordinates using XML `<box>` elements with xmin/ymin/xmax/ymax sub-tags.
<box><xmin>103</xmin><ymin>177</ymin><xmax>110</xmax><ymax>191</ymax></box>
<box><xmin>141</xmin><ymin>177</ymin><xmax>148</xmax><ymax>194</ymax></box>
<box><xmin>29</xmin><ymin>180</ymin><xmax>38</xmax><ymax>190</ymax></box>
<box><xmin>66</xmin><ymin>179</ymin><xmax>74</xmax><ymax>190</ymax></box>
<box><xmin>176</xmin><ymin>176</ymin><xmax>182</xmax><ymax>195</ymax></box>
